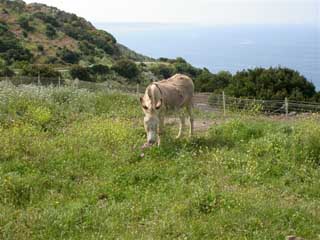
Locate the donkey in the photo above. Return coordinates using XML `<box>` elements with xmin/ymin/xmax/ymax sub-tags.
<box><xmin>140</xmin><ymin>74</ymin><xmax>194</xmax><ymax>146</ymax></box>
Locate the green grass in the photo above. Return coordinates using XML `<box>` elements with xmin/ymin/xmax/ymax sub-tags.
<box><xmin>0</xmin><ymin>85</ymin><xmax>319</xmax><ymax>240</ymax></box>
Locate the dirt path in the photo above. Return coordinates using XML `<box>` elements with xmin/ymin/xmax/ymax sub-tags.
<box><xmin>165</xmin><ymin>118</ymin><xmax>216</xmax><ymax>133</ymax></box>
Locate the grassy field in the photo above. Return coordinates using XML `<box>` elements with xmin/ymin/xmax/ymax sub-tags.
<box><xmin>0</xmin><ymin>84</ymin><xmax>319</xmax><ymax>240</ymax></box>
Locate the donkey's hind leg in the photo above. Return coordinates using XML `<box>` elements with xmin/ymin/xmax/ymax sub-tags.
<box><xmin>187</xmin><ymin>104</ymin><xmax>194</xmax><ymax>137</ymax></box>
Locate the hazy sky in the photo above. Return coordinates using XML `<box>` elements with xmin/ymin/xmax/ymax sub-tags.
<box><xmin>24</xmin><ymin>0</ymin><xmax>319</xmax><ymax>25</ymax></box>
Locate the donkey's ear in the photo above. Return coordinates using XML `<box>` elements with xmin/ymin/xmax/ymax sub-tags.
<box><xmin>155</xmin><ymin>99</ymin><xmax>162</xmax><ymax>110</ymax></box>
<box><xmin>140</xmin><ymin>96</ymin><xmax>148</xmax><ymax>110</ymax></box>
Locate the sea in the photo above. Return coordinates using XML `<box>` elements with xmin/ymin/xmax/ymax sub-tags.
<box><xmin>95</xmin><ymin>23</ymin><xmax>320</xmax><ymax>89</ymax></box>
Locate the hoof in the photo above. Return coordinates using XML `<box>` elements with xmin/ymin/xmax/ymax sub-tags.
<box><xmin>141</xmin><ymin>143</ymin><xmax>152</xmax><ymax>150</ymax></box>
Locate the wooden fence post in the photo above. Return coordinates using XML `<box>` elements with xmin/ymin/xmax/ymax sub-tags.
<box><xmin>222</xmin><ymin>91</ymin><xmax>226</xmax><ymax>116</ymax></box>
<box><xmin>285</xmin><ymin>97</ymin><xmax>289</xmax><ymax>117</ymax></box>
<box><xmin>37</xmin><ymin>72</ymin><xmax>41</xmax><ymax>86</ymax></box>
<box><xmin>136</xmin><ymin>84</ymin><xmax>140</xmax><ymax>96</ymax></box>
<box><xmin>58</xmin><ymin>76</ymin><xmax>61</xmax><ymax>87</ymax></box>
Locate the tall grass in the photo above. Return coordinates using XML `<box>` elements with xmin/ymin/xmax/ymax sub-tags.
<box><xmin>0</xmin><ymin>85</ymin><xmax>319</xmax><ymax>239</ymax></box>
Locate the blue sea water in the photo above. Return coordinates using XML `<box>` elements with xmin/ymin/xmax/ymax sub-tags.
<box><xmin>95</xmin><ymin>23</ymin><xmax>320</xmax><ymax>89</ymax></box>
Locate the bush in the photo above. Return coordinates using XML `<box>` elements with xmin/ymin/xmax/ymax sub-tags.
<box><xmin>149</xmin><ymin>64</ymin><xmax>175</xmax><ymax>79</ymax></box>
<box><xmin>226</xmin><ymin>67</ymin><xmax>317</xmax><ymax>100</ymax></box>
<box><xmin>70</xmin><ymin>65</ymin><xmax>91</xmax><ymax>81</ymax></box>
<box><xmin>37</xmin><ymin>45</ymin><xmax>44</xmax><ymax>52</ymax></box>
<box><xmin>22</xmin><ymin>30</ymin><xmax>28</xmax><ymax>38</ymax></box>
<box><xmin>62</xmin><ymin>24</ymin><xmax>116</xmax><ymax>55</ymax></box>
<box><xmin>18</xmin><ymin>15</ymin><xmax>34</xmax><ymax>32</ymax></box>
<box><xmin>0</xmin><ymin>22</ymin><xmax>8</xmax><ymax>34</ymax></box>
<box><xmin>112</xmin><ymin>59</ymin><xmax>140</xmax><ymax>80</ymax></box>
<box><xmin>45</xmin><ymin>24</ymin><xmax>57</xmax><ymax>39</ymax></box>
<box><xmin>21</xmin><ymin>65</ymin><xmax>61</xmax><ymax>78</ymax></box>
<box><xmin>0</xmin><ymin>66</ymin><xmax>15</xmax><ymax>77</ymax></box>
<box><xmin>44</xmin><ymin>56</ymin><xmax>60</xmax><ymax>64</ymax></box>
<box><xmin>0</xmin><ymin>27</ymin><xmax>33</xmax><ymax>64</ymax></box>
<box><xmin>89</xmin><ymin>64</ymin><xmax>109</xmax><ymax>76</ymax></box>
<box><xmin>79</xmin><ymin>41</ymin><xmax>95</xmax><ymax>55</ymax></box>
<box><xmin>58</xmin><ymin>48</ymin><xmax>80</xmax><ymax>64</ymax></box>
<box><xmin>1</xmin><ymin>47</ymin><xmax>33</xmax><ymax>64</ymax></box>
<box><xmin>195</xmin><ymin>69</ymin><xmax>216</xmax><ymax>92</ymax></box>
<box><xmin>34</xmin><ymin>12</ymin><xmax>60</xmax><ymax>27</ymax></box>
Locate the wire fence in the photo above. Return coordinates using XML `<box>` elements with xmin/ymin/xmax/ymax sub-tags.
<box><xmin>1</xmin><ymin>76</ymin><xmax>320</xmax><ymax>116</ymax></box>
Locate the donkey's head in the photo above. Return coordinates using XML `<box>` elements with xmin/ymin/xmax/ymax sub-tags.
<box><xmin>140</xmin><ymin>85</ymin><xmax>162</xmax><ymax>145</ymax></box>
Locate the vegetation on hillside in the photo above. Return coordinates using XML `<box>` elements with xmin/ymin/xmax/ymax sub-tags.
<box><xmin>0</xmin><ymin>0</ymin><xmax>149</xmax><ymax>66</ymax></box>
<box><xmin>0</xmin><ymin>84</ymin><xmax>319</xmax><ymax>239</ymax></box>
<box><xmin>149</xmin><ymin>60</ymin><xmax>319</xmax><ymax>101</ymax></box>
<box><xmin>0</xmin><ymin>0</ymin><xmax>319</xmax><ymax>101</ymax></box>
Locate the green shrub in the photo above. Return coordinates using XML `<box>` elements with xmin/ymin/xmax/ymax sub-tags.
<box><xmin>1</xmin><ymin>47</ymin><xmax>33</xmax><ymax>64</ymax></box>
<box><xmin>226</xmin><ymin>67</ymin><xmax>316</xmax><ymax>100</ymax></box>
<box><xmin>17</xmin><ymin>15</ymin><xmax>34</xmax><ymax>32</ymax></box>
<box><xmin>112</xmin><ymin>59</ymin><xmax>140</xmax><ymax>80</ymax></box>
<box><xmin>70</xmin><ymin>65</ymin><xmax>91</xmax><ymax>81</ymax></box>
<box><xmin>79</xmin><ymin>41</ymin><xmax>95</xmax><ymax>55</ymax></box>
<box><xmin>21</xmin><ymin>65</ymin><xmax>61</xmax><ymax>78</ymax></box>
<box><xmin>0</xmin><ymin>66</ymin><xmax>15</xmax><ymax>77</ymax></box>
<box><xmin>34</xmin><ymin>12</ymin><xmax>60</xmax><ymax>27</ymax></box>
<box><xmin>37</xmin><ymin>44</ymin><xmax>44</xmax><ymax>52</ymax></box>
<box><xmin>0</xmin><ymin>22</ymin><xmax>8</xmax><ymax>34</ymax></box>
<box><xmin>173</xmin><ymin>61</ymin><xmax>200</xmax><ymax>78</ymax></box>
<box><xmin>58</xmin><ymin>48</ymin><xmax>80</xmax><ymax>64</ymax></box>
<box><xmin>89</xmin><ymin>64</ymin><xmax>109</xmax><ymax>76</ymax></box>
<box><xmin>0</xmin><ymin>35</ymin><xmax>33</xmax><ymax>64</ymax></box>
<box><xmin>45</xmin><ymin>24</ymin><xmax>57</xmax><ymax>39</ymax></box>
<box><xmin>44</xmin><ymin>56</ymin><xmax>60</xmax><ymax>64</ymax></box>
<box><xmin>149</xmin><ymin>64</ymin><xmax>175</xmax><ymax>79</ymax></box>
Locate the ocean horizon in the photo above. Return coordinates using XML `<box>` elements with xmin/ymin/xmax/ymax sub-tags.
<box><xmin>95</xmin><ymin>23</ymin><xmax>320</xmax><ymax>89</ymax></box>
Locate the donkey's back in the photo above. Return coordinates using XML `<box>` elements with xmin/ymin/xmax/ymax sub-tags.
<box><xmin>156</xmin><ymin>74</ymin><xmax>194</xmax><ymax>109</ymax></box>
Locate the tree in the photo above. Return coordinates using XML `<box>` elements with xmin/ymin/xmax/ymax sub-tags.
<box><xmin>0</xmin><ymin>45</ymin><xmax>33</xmax><ymax>64</ymax></box>
<box><xmin>214</xmin><ymin>71</ymin><xmax>232</xmax><ymax>89</ymax></box>
<box><xmin>21</xmin><ymin>65</ymin><xmax>61</xmax><ymax>78</ymax></box>
<box><xmin>194</xmin><ymin>69</ymin><xmax>216</xmax><ymax>92</ymax></box>
<box><xmin>175</xmin><ymin>57</ymin><xmax>187</xmax><ymax>64</ymax></box>
<box><xmin>149</xmin><ymin>64</ymin><xmax>175</xmax><ymax>79</ymax></box>
<box><xmin>37</xmin><ymin>45</ymin><xmax>44</xmax><ymax>52</ymax></box>
<box><xmin>89</xmin><ymin>64</ymin><xmax>109</xmax><ymax>75</ymax></box>
<box><xmin>0</xmin><ymin>66</ymin><xmax>15</xmax><ymax>77</ymax></box>
<box><xmin>112</xmin><ymin>59</ymin><xmax>140</xmax><ymax>80</ymax></box>
<box><xmin>58</xmin><ymin>48</ymin><xmax>80</xmax><ymax>64</ymax></box>
<box><xmin>0</xmin><ymin>22</ymin><xmax>8</xmax><ymax>34</ymax></box>
<box><xmin>79</xmin><ymin>41</ymin><xmax>95</xmax><ymax>55</ymax></box>
<box><xmin>45</xmin><ymin>24</ymin><xmax>57</xmax><ymax>39</ymax></box>
<box><xmin>70</xmin><ymin>66</ymin><xmax>91</xmax><ymax>81</ymax></box>
<box><xmin>34</xmin><ymin>12</ymin><xmax>60</xmax><ymax>27</ymax></box>
<box><xmin>18</xmin><ymin>15</ymin><xmax>33</xmax><ymax>32</ymax></box>
<box><xmin>173</xmin><ymin>60</ymin><xmax>200</xmax><ymax>78</ymax></box>
<box><xmin>226</xmin><ymin>67</ymin><xmax>316</xmax><ymax>100</ymax></box>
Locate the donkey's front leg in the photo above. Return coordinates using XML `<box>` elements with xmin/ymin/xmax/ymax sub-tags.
<box><xmin>176</xmin><ymin>115</ymin><xmax>185</xmax><ymax>139</ymax></box>
<box><xmin>187</xmin><ymin>104</ymin><xmax>194</xmax><ymax>137</ymax></box>
<box><xmin>157</xmin><ymin>115</ymin><xmax>164</xmax><ymax>146</ymax></box>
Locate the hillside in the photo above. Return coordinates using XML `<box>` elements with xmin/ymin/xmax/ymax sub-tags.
<box><xmin>0</xmin><ymin>0</ymin><xmax>151</xmax><ymax>66</ymax></box>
